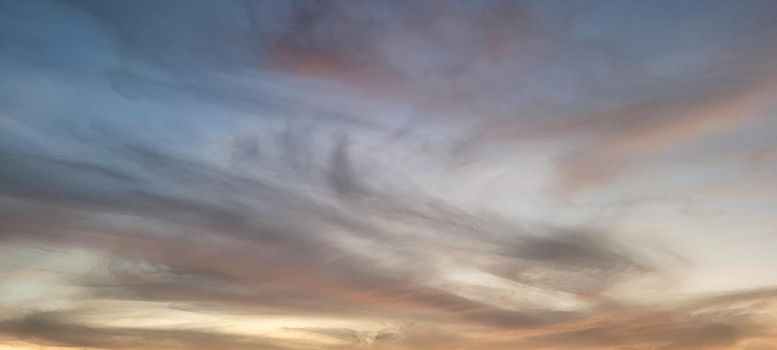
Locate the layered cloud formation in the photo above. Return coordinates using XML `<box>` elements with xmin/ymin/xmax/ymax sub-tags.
<box><xmin>1</xmin><ymin>1</ymin><xmax>777</xmax><ymax>349</ymax></box>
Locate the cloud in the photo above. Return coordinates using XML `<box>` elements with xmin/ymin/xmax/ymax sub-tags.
<box><xmin>2</xmin><ymin>1</ymin><xmax>777</xmax><ymax>349</ymax></box>
<box><xmin>0</xmin><ymin>310</ymin><xmax>299</xmax><ymax>350</ymax></box>
<box><xmin>555</xmin><ymin>72</ymin><xmax>777</xmax><ymax>196</ymax></box>
<box><xmin>0</xmin><ymin>144</ymin><xmax>658</xmax><ymax>329</ymax></box>
<box><xmin>511</xmin><ymin>287</ymin><xmax>777</xmax><ymax>350</ymax></box>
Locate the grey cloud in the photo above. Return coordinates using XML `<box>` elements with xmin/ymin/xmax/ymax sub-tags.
<box><xmin>0</xmin><ymin>137</ymin><xmax>660</xmax><ymax>325</ymax></box>
<box><xmin>0</xmin><ymin>152</ymin><xmax>140</xmax><ymax>206</ymax></box>
<box><xmin>328</xmin><ymin>135</ymin><xmax>362</xmax><ymax>196</ymax></box>
<box><xmin>0</xmin><ymin>149</ymin><xmax>654</xmax><ymax>335</ymax></box>
<box><xmin>508</xmin><ymin>230</ymin><xmax>642</xmax><ymax>269</ymax></box>
<box><xmin>462</xmin><ymin>308</ymin><xmax>576</xmax><ymax>329</ymax></box>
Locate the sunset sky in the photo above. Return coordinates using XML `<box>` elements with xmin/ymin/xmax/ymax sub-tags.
<box><xmin>1</xmin><ymin>1</ymin><xmax>777</xmax><ymax>349</ymax></box>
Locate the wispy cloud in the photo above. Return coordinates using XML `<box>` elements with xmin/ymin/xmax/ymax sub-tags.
<box><xmin>1</xmin><ymin>0</ymin><xmax>777</xmax><ymax>349</ymax></box>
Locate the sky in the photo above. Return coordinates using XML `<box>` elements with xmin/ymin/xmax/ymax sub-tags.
<box><xmin>1</xmin><ymin>1</ymin><xmax>777</xmax><ymax>349</ymax></box>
